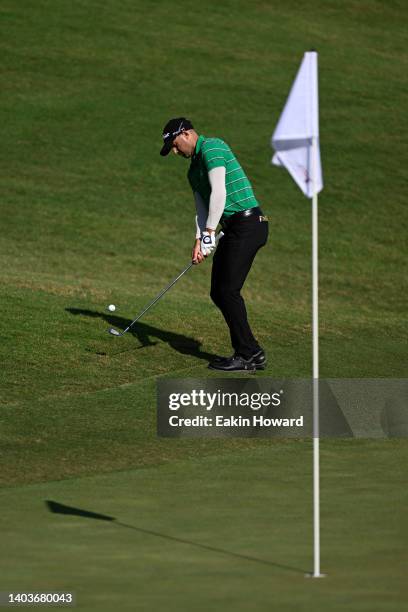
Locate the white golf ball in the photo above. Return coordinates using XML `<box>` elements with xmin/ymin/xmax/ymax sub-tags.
<box><xmin>108</xmin><ymin>304</ymin><xmax>116</xmax><ymax>312</ymax></box>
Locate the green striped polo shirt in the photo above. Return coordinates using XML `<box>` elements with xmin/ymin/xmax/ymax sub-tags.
<box><xmin>187</xmin><ymin>135</ymin><xmax>260</xmax><ymax>218</ymax></box>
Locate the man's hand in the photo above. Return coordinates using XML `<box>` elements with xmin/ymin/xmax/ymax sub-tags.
<box><xmin>192</xmin><ymin>239</ymin><xmax>205</xmax><ymax>265</ymax></box>
<box><xmin>200</xmin><ymin>230</ymin><xmax>216</xmax><ymax>256</ymax></box>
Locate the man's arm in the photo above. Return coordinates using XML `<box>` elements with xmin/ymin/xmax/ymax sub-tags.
<box><xmin>194</xmin><ymin>191</ymin><xmax>208</xmax><ymax>239</ymax></box>
<box><xmin>192</xmin><ymin>192</ymin><xmax>207</xmax><ymax>264</ymax></box>
<box><xmin>192</xmin><ymin>168</ymin><xmax>226</xmax><ymax>262</ymax></box>
<box><xmin>206</xmin><ymin>166</ymin><xmax>226</xmax><ymax>232</ymax></box>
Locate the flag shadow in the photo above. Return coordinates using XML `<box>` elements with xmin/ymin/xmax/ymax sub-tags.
<box><xmin>46</xmin><ymin>500</ymin><xmax>307</xmax><ymax>575</ymax></box>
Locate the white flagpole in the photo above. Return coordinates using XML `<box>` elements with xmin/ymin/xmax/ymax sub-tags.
<box><xmin>270</xmin><ymin>49</ymin><xmax>324</xmax><ymax>577</ymax></box>
<box><xmin>311</xmin><ymin>48</ymin><xmax>324</xmax><ymax>579</ymax></box>
<box><xmin>312</xmin><ymin>134</ymin><xmax>323</xmax><ymax>578</ymax></box>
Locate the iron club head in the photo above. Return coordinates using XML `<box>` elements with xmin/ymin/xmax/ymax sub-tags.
<box><xmin>108</xmin><ymin>327</ymin><xmax>122</xmax><ymax>337</ymax></box>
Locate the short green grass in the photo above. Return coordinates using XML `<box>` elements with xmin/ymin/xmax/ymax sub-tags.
<box><xmin>1</xmin><ymin>442</ymin><xmax>407</xmax><ymax>611</ymax></box>
<box><xmin>0</xmin><ymin>1</ymin><xmax>407</xmax><ymax>610</ymax></box>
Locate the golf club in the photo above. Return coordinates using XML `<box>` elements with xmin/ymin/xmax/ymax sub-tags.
<box><xmin>108</xmin><ymin>232</ymin><xmax>223</xmax><ymax>337</ymax></box>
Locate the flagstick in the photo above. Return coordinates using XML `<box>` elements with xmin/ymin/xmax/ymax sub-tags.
<box><xmin>271</xmin><ymin>49</ymin><xmax>325</xmax><ymax>578</ymax></box>
<box><xmin>311</xmin><ymin>134</ymin><xmax>324</xmax><ymax>578</ymax></box>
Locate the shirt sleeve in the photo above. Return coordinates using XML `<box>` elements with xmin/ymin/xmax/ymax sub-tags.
<box><xmin>206</xmin><ymin>167</ymin><xmax>226</xmax><ymax>230</ymax></box>
<box><xmin>194</xmin><ymin>191</ymin><xmax>208</xmax><ymax>239</ymax></box>
<box><xmin>201</xmin><ymin>142</ymin><xmax>228</xmax><ymax>172</ymax></box>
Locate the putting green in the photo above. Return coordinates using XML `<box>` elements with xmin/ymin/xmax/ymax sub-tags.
<box><xmin>1</xmin><ymin>443</ymin><xmax>407</xmax><ymax>611</ymax></box>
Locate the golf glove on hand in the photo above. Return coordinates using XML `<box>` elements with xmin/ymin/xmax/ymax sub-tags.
<box><xmin>201</xmin><ymin>231</ymin><xmax>216</xmax><ymax>256</ymax></box>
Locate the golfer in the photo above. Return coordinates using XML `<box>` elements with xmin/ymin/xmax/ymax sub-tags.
<box><xmin>160</xmin><ymin>118</ymin><xmax>268</xmax><ymax>372</ymax></box>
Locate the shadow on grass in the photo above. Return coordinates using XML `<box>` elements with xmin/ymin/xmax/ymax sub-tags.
<box><xmin>46</xmin><ymin>500</ymin><xmax>307</xmax><ymax>574</ymax></box>
<box><xmin>66</xmin><ymin>308</ymin><xmax>217</xmax><ymax>362</ymax></box>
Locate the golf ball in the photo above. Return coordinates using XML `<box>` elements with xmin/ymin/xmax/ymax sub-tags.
<box><xmin>108</xmin><ymin>304</ymin><xmax>116</xmax><ymax>312</ymax></box>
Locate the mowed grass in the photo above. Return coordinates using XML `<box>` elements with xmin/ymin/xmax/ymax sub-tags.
<box><xmin>1</xmin><ymin>443</ymin><xmax>407</xmax><ymax>612</ymax></box>
<box><xmin>0</xmin><ymin>0</ymin><xmax>407</xmax><ymax>610</ymax></box>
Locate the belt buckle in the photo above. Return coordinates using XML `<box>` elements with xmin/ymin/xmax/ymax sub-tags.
<box><xmin>259</xmin><ymin>215</ymin><xmax>268</xmax><ymax>222</ymax></box>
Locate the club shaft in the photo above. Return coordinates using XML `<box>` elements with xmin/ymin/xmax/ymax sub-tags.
<box><xmin>123</xmin><ymin>262</ymin><xmax>194</xmax><ymax>333</ymax></box>
<box><xmin>111</xmin><ymin>232</ymin><xmax>223</xmax><ymax>337</ymax></box>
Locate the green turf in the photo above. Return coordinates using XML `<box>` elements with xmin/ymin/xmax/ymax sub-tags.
<box><xmin>0</xmin><ymin>0</ymin><xmax>407</xmax><ymax>609</ymax></box>
<box><xmin>1</xmin><ymin>443</ymin><xmax>407</xmax><ymax>611</ymax></box>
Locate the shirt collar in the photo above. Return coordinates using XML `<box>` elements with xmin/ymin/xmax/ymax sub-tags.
<box><xmin>194</xmin><ymin>135</ymin><xmax>205</xmax><ymax>156</ymax></box>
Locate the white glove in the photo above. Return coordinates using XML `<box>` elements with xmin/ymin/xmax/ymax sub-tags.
<box><xmin>201</xmin><ymin>231</ymin><xmax>216</xmax><ymax>256</ymax></box>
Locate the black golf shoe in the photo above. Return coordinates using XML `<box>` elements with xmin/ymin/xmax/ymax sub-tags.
<box><xmin>208</xmin><ymin>355</ymin><xmax>256</xmax><ymax>373</ymax></box>
<box><xmin>251</xmin><ymin>349</ymin><xmax>267</xmax><ymax>370</ymax></box>
<box><xmin>211</xmin><ymin>353</ymin><xmax>235</xmax><ymax>364</ymax></box>
<box><xmin>211</xmin><ymin>348</ymin><xmax>267</xmax><ymax>371</ymax></box>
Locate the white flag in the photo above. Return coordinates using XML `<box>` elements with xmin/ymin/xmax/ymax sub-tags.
<box><xmin>271</xmin><ymin>51</ymin><xmax>323</xmax><ymax>198</ymax></box>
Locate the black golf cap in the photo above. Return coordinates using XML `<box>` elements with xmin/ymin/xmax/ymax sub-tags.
<box><xmin>160</xmin><ymin>117</ymin><xmax>194</xmax><ymax>156</ymax></box>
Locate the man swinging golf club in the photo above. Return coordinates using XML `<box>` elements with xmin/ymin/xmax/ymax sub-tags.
<box><xmin>160</xmin><ymin>118</ymin><xmax>268</xmax><ymax>372</ymax></box>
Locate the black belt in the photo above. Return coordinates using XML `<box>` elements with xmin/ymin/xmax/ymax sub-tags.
<box><xmin>220</xmin><ymin>206</ymin><xmax>268</xmax><ymax>230</ymax></box>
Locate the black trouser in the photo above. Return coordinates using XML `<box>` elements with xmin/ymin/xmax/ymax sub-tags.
<box><xmin>210</xmin><ymin>213</ymin><xmax>268</xmax><ymax>360</ymax></box>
